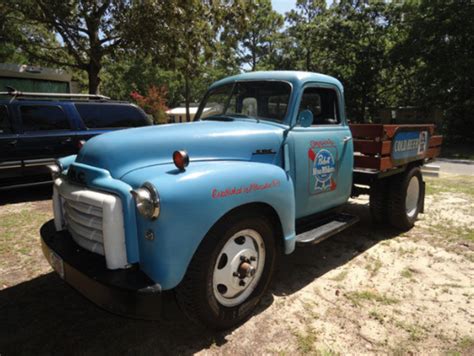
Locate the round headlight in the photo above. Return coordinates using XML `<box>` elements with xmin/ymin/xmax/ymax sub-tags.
<box><xmin>131</xmin><ymin>183</ymin><xmax>160</xmax><ymax>220</ymax></box>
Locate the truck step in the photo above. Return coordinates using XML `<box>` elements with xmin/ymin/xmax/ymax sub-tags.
<box><xmin>295</xmin><ymin>213</ymin><xmax>359</xmax><ymax>245</ymax></box>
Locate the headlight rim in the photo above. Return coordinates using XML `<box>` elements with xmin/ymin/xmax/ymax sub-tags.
<box><xmin>132</xmin><ymin>182</ymin><xmax>160</xmax><ymax>220</ymax></box>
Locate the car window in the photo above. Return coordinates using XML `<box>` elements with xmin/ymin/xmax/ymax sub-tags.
<box><xmin>0</xmin><ymin>105</ymin><xmax>11</xmax><ymax>134</ymax></box>
<box><xmin>299</xmin><ymin>87</ymin><xmax>340</xmax><ymax>125</ymax></box>
<box><xmin>75</xmin><ymin>103</ymin><xmax>151</xmax><ymax>128</ymax></box>
<box><xmin>20</xmin><ymin>105</ymin><xmax>71</xmax><ymax>131</ymax></box>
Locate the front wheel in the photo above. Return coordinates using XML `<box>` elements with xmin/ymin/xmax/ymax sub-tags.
<box><xmin>176</xmin><ymin>213</ymin><xmax>277</xmax><ymax>330</ymax></box>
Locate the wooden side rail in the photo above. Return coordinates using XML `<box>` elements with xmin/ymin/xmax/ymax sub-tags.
<box><xmin>350</xmin><ymin>124</ymin><xmax>442</xmax><ymax>171</ymax></box>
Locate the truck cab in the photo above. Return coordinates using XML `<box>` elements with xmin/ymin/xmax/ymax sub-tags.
<box><xmin>40</xmin><ymin>71</ymin><xmax>441</xmax><ymax>329</ymax></box>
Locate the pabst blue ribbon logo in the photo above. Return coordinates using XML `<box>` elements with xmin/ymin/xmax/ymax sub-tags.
<box><xmin>308</xmin><ymin>140</ymin><xmax>338</xmax><ymax>194</ymax></box>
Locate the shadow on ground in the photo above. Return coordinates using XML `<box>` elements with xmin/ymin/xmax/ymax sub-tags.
<box><xmin>0</xmin><ymin>183</ymin><xmax>52</xmax><ymax>206</ymax></box>
<box><xmin>0</xmin><ymin>200</ymin><xmax>401</xmax><ymax>355</ymax></box>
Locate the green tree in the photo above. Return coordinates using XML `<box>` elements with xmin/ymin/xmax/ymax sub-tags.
<box><xmin>391</xmin><ymin>0</ymin><xmax>474</xmax><ymax>139</ymax></box>
<box><xmin>237</xmin><ymin>0</ymin><xmax>284</xmax><ymax>71</ymax></box>
<box><xmin>128</xmin><ymin>0</ymin><xmax>249</xmax><ymax>121</ymax></box>
<box><xmin>5</xmin><ymin>0</ymin><xmax>133</xmax><ymax>94</ymax></box>
<box><xmin>315</xmin><ymin>0</ymin><xmax>392</xmax><ymax>122</ymax></box>
<box><xmin>285</xmin><ymin>0</ymin><xmax>327</xmax><ymax>71</ymax></box>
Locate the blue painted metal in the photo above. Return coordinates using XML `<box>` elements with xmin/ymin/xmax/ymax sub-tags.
<box><xmin>121</xmin><ymin>161</ymin><xmax>295</xmax><ymax>289</ymax></box>
<box><xmin>57</xmin><ymin>71</ymin><xmax>354</xmax><ymax>290</ymax></box>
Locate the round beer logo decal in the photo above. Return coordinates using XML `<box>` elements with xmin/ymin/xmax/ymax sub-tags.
<box><xmin>313</xmin><ymin>149</ymin><xmax>336</xmax><ymax>192</ymax></box>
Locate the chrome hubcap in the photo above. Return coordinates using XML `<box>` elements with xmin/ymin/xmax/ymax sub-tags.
<box><xmin>405</xmin><ymin>176</ymin><xmax>420</xmax><ymax>218</ymax></box>
<box><xmin>212</xmin><ymin>229</ymin><xmax>265</xmax><ymax>307</ymax></box>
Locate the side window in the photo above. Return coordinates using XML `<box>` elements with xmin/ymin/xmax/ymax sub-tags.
<box><xmin>76</xmin><ymin>104</ymin><xmax>151</xmax><ymax>128</ymax></box>
<box><xmin>0</xmin><ymin>105</ymin><xmax>11</xmax><ymax>134</ymax></box>
<box><xmin>20</xmin><ymin>105</ymin><xmax>71</xmax><ymax>131</ymax></box>
<box><xmin>299</xmin><ymin>87</ymin><xmax>340</xmax><ymax>125</ymax></box>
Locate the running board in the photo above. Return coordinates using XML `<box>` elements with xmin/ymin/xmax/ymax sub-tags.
<box><xmin>296</xmin><ymin>213</ymin><xmax>359</xmax><ymax>245</ymax></box>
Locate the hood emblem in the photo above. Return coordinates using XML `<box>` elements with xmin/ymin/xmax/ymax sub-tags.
<box><xmin>253</xmin><ymin>149</ymin><xmax>276</xmax><ymax>155</ymax></box>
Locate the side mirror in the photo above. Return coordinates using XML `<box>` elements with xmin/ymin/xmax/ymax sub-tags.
<box><xmin>298</xmin><ymin>109</ymin><xmax>313</xmax><ymax>128</ymax></box>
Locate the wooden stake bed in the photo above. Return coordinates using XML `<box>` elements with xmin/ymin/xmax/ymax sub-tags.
<box><xmin>349</xmin><ymin>124</ymin><xmax>443</xmax><ymax>172</ymax></box>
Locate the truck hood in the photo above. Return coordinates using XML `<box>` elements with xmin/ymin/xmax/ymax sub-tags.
<box><xmin>76</xmin><ymin>120</ymin><xmax>285</xmax><ymax>179</ymax></box>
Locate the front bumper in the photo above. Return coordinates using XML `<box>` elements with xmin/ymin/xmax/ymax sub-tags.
<box><xmin>40</xmin><ymin>220</ymin><xmax>162</xmax><ymax>319</ymax></box>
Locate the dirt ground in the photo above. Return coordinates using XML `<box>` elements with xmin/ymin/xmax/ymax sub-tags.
<box><xmin>0</xmin><ymin>174</ymin><xmax>473</xmax><ymax>355</ymax></box>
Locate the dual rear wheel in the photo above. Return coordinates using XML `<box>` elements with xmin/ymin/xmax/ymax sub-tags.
<box><xmin>369</xmin><ymin>166</ymin><xmax>424</xmax><ymax>230</ymax></box>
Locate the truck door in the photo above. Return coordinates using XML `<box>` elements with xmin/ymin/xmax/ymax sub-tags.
<box><xmin>288</xmin><ymin>84</ymin><xmax>354</xmax><ymax>219</ymax></box>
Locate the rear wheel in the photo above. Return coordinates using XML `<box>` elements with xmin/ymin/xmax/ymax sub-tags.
<box><xmin>176</xmin><ymin>213</ymin><xmax>277</xmax><ymax>330</ymax></box>
<box><xmin>388</xmin><ymin>166</ymin><xmax>424</xmax><ymax>230</ymax></box>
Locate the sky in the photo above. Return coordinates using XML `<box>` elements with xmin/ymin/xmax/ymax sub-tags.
<box><xmin>271</xmin><ymin>0</ymin><xmax>297</xmax><ymax>14</ymax></box>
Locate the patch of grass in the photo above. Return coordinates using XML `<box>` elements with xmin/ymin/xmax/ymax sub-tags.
<box><xmin>425</xmin><ymin>176</ymin><xmax>474</xmax><ymax>197</ymax></box>
<box><xmin>294</xmin><ymin>326</ymin><xmax>317</xmax><ymax>354</ymax></box>
<box><xmin>301</xmin><ymin>300</ymin><xmax>320</xmax><ymax>320</ymax></box>
<box><xmin>400</xmin><ymin>267</ymin><xmax>415</xmax><ymax>279</ymax></box>
<box><xmin>445</xmin><ymin>336</ymin><xmax>474</xmax><ymax>356</ymax></box>
<box><xmin>345</xmin><ymin>290</ymin><xmax>399</xmax><ymax>307</ymax></box>
<box><xmin>0</xmin><ymin>205</ymin><xmax>52</xmax><ymax>282</ymax></box>
<box><xmin>368</xmin><ymin>309</ymin><xmax>384</xmax><ymax>324</ymax></box>
<box><xmin>397</xmin><ymin>247</ymin><xmax>417</xmax><ymax>256</ymax></box>
<box><xmin>317</xmin><ymin>348</ymin><xmax>340</xmax><ymax>356</ymax></box>
<box><xmin>330</xmin><ymin>270</ymin><xmax>348</xmax><ymax>282</ymax></box>
<box><xmin>395</xmin><ymin>321</ymin><xmax>425</xmax><ymax>342</ymax></box>
<box><xmin>365</xmin><ymin>257</ymin><xmax>383</xmax><ymax>277</ymax></box>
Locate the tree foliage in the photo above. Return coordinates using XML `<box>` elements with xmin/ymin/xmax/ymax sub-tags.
<box><xmin>0</xmin><ymin>0</ymin><xmax>472</xmax><ymax>138</ymax></box>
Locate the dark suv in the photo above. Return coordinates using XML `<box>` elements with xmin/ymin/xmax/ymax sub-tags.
<box><xmin>0</xmin><ymin>93</ymin><xmax>152</xmax><ymax>188</ymax></box>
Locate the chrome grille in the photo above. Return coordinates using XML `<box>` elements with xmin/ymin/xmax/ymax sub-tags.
<box><xmin>62</xmin><ymin>198</ymin><xmax>105</xmax><ymax>255</ymax></box>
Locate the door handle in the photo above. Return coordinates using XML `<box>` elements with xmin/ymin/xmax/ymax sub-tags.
<box><xmin>9</xmin><ymin>139</ymin><xmax>18</xmax><ymax>146</ymax></box>
<box><xmin>61</xmin><ymin>137</ymin><xmax>72</xmax><ymax>144</ymax></box>
<box><xmin>343</xmin><ymin>136</ymin><xmax>352</xmax><ymax>143</ymax></box>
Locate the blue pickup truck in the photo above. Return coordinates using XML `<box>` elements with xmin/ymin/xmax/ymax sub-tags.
<box><xmin>40</xmin><ymin>71</ymin><xmax>442</xmax><ymax>329</ymax></box>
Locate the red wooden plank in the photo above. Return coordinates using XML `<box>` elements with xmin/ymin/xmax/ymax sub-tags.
<box><xmin>350</xmin><ymin>124</ymin><xmax>436</xmax><ymax>139</ymax></box>
<box><xmin>349</xmin><ymin>124</ymin><xmax>385</xmax><ymax>140</ymax></box>
<box><xmin>353</xmin><ymin>139</ymin><xmax>391</xmax><ymax>155</ymax></box>
<box><xmin>426</xmin><ymin>147</ymin><xmax>441</xmax><ymax>159</ymax></box>
<box><xmin>354</xmin><ymin>155</ymin><xmax>393</xmax><ymax>171</ymax></box>
<box><xmin>429</xmin><ymin>135</ymin><xmax>443</xmax><ymax>148</ymax></box>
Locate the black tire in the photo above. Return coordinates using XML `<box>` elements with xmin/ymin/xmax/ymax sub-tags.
<box><xmin>388</xmin><ymin>166</ymin><xmax>423</xmax><ymax>231</ymax></box>
<box><xmin>369</xmin><ymin>178</ymin><xmax>390</xmax><ymax>224</ymax></box>
<box><xmin>176</xmin><ymin>212</ymin><xmax>277</xmax><ymax>330</ymax></box>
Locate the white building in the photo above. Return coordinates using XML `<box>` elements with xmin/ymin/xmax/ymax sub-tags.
<box><xmin>166</xmin><ymin>106</ymin><xmax>215</xmax><ymax>123</ymax></box>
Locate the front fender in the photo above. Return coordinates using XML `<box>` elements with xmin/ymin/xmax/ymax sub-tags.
<box><xmin>123</xmin><ymin>161</ymin><xmax>296</xmax><ymax>290</ymax></box>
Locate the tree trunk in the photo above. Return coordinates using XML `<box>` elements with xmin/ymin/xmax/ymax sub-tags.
<box><xmin>185</xmin><ymin>76</ymin><xmax>191</xmax><ymax>122</ymax></box>
<box><xmin>88</xmin><ymin>63</ymin><xmax>101</xmax><ymax>94</ymax></box>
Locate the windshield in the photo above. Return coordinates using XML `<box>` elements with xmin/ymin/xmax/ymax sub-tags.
<box><xmin>196</xmin><ymin>81</ymin><xmax>291</xmax><ymax>123</ymax></box>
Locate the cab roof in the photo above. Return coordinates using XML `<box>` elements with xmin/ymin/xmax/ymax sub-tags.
<box><xmin>210</xmin><ymin>71</ymin><xmax>344</xmax><ymax>92</ymax></box>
